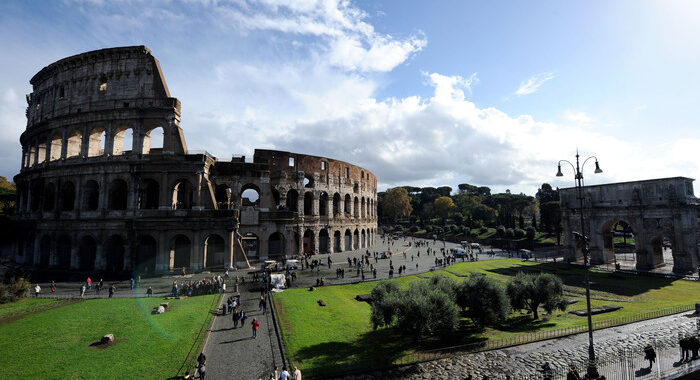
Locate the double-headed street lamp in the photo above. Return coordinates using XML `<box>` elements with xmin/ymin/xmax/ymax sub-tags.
<box><xmin>556</xmin><ymin>150</ymin><xmax>602</xmax><ymax>378</ymax></box>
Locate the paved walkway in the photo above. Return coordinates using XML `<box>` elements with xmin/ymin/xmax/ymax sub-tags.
<box><xmin>202</xmin><ymin>282</ymin><xmax>283</xmax><ymax>380</ymax></box>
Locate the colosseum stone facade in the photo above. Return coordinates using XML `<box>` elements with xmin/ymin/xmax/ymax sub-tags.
<box><xmin>12</xmin><ymin>46</ymin><xmax>377</xmax><ymax>276</ymax></box>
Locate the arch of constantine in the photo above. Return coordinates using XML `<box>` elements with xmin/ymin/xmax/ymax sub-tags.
<box><xmin>560</xmin><ymin>177</ymin><xmax>699</xmax><ymax>274</ymax></box>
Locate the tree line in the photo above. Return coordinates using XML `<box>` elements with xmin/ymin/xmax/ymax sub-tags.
<box><xmin>378</xmin><ymin>183</ymin><xmax>563</xmax><ymax>241</ymax></box>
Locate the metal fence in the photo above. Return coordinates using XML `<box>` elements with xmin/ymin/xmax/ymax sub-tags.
<box><xmin>300</xmin><ymin>303</ymin><xmax>696</xmax><ymax>379</ymax></box>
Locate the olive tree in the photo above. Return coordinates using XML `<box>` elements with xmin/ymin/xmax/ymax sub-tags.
<box><xmin>506</xmin><ymin>272</ymin><xmax>567</xmax><ymax>320</ymax></box>
<box><xmin>455</xmin><ymin>274</ymin><xmax>510</xmax><ymax>328</ymax></box>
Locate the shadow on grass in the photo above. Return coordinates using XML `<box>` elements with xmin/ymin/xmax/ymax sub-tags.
<box><xmin>294</xmin><ymin>320</ymin><xmax>487</xmax><ymax>377</ymax></box>
<box><xmin>499</xmin><ymin>314</ymin><xmax>556</xmax><ymax>333</ymax></box>
<box><xmin>486</xmin><ymin>262</ymin><xmax>676</xmax><ymax>297</ymax></box>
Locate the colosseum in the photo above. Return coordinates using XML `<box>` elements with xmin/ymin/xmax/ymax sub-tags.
<box><xmin>12</xmin><ymin>46</ymin><xmax>377</xmax><ymax>277</ymax></box>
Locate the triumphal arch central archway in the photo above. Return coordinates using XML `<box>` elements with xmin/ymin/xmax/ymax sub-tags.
<box><xmin>560</xmin><ymin>177</ymin><xmax>699</xmax><ymax>274</ymax></box>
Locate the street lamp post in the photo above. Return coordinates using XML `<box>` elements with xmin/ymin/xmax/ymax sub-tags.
<box><xmin>557</xmin><ymin>150</ymin><xmax>602</xmax><ymax>378</ymax></box>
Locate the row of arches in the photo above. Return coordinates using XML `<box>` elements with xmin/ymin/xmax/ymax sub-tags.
<box><xmin>23</xmin><ymin>233</ymin><xmax>228</xmax><ymax>274</ymax></box>
<box><xmin>18</xmin><ymin>226</ymin><xmax>377</xmax><ymax>274</ymax></box>
<box><xmin>18</xmin><ymin>177</ymin><xmax>198</xmax><ymax>213</ymax></box>
<box><xmin>23</xmin><ymin>124</ymin><xmax>166</xmax><ymax>169</ymax></box>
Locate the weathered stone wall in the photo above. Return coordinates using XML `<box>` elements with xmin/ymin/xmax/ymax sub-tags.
<box><xmin>12</xmin><ymin>46</ymin><xmax>378</xmax><ymax>276</ymax></box>
<box><xmin>560</xmin><ymin>177</ymin><xmax>699</xmax><ymax>273</ymax></box>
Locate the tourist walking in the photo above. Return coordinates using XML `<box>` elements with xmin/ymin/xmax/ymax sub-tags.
<box><xmin>293</xmin><ymin>366</ymin><xmax>302</xmax><ymax>380</ymax></box>
<box><xmin>108</xmin><ymin>284</ymin><xmax>115</xmax><ymax>298</ymax></box>
<box><xmin>80</xmin><ymin>284</ymin><xmax>86</xmax><ymax>297</ymax></box>
<box><xmin>130</xmin><ymin>277</ymin><xmax>135</xmax><ymax>290</ymax></box>
<box><xmin>240</xmin><ymin>311</ymin><xmax>247</xmax><ymax>328</ymax></box>
<box><xmin>279</xmin><ymin>366</ymin><xmax>290</xmax><ymax>380</ymax></box>
<box><xmin>232</xmin><ymin>309</ymin><xmax>240</xmax><ymax>328</ymax></box>
<box><xmin>34</xmin><ymin>283</ymin><xmax>41</xmax><ymax>297</ymax></box>
<box><xmin>146</xmin><ymin>286</ymin><xmax>153</xmax><ymax>297</ymax></box>
<box><xmin>251</xmin><ymin>318</ymin><xmax>259</xmax><ymax>338</ymax></box>
<box><xmin>50</xmin><ymin>281</ymin><xmax>56</xmax><ymax>294</ymax></box>
<box><xmin>644</xmin><ymin>344</ymin><xmax>657</xmax><ymax>369</ymax></box>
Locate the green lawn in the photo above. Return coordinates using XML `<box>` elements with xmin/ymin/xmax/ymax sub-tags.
<box><xmin>0</xmin><ymin>297</ymin><xmax>64</xmax><ymax>318</ymax></box>
<box><xmin>274</xmin><ymin>259</ymin><xmax>700</xmax><ymax>376</ymax></box>
<box><xmin>0</xmin><ymin>295</ymin><xmax>220</xmax><ymax>379</ymax></box>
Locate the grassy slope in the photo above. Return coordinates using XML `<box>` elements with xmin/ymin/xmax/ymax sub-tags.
<box><xmin>274</xmin><ymin>259</ymin><xmax>700</xmax><ymax>373</ymax></box>
<box><xmin>0</xmin><ymin>298</ymin><xmax>63</xmax><ymax>318</ymax></box>
<box><xmin>0</xmin><ymin>295</ymin><xmax>218</xmax><ymax>379</ymax></box>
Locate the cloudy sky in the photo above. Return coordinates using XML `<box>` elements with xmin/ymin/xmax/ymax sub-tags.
<box><xmin>1</xmin><ymin>0</ymin><xmax>699</xmax><ymax>195</ymax></box>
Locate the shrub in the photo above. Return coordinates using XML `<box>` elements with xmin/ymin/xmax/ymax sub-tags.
<box><xmin>504</xmin><ymin>228</ymin><xmax>515</xmax><ymax>239</ymax></box>
<box><xmin>526</xmin><ymin>226</ymin><xmax>536</xmax><ymax>240</ymax></box>
<box><xmin>370</xmin><ymin>277</ymin><xmax>460</xmax><ymax>337</ymax></box>
<box><xmin>425</xmin><ymin>225</ymin><xmax>433</xmax><ymax>233</ymax></box>
<box><xmin>395</xmin><ymin>281</ymin><xmax>460</xmax><ymax>337</ymax></box>
<box><xmin>409</xmin><ymin>226</ymin><xmax>419</xmax><ymax>233</ymax></box>
<box><xmin>470</xmin><ymin>230</ymin><xmax>479</xmax><ymax>238</ymax></box>
<box><xmin>455</xmin><ymin>274</ymin><xmax>511</xmax><ymax>328</ymax></box>
<box><xmin>506</xmin><ymin>272</ymin><xmax>567</xmax><ymax>319</ymax></box>
<box><xmin>514</xmin><ymin>228</ymin><xmax>526</xmax><ymax>239</ymax></box>
<box><xmin>0</xmin><ymin>277</ymin><xmax>30</xmax><ymax>303</ymax></box>
<box><xmin>496</xmin><ymin>225</ymin><xmax>506</xmax><ymax>238</ymax></box>
<box><xmin>480</xmin><ymin>226</ymin><xmax>488</xmax><ymax>234</ymax></box>
<box><xmin>370</xmin><ymin>281</ymin><xmax>401</xmax><ymax>329</ymax></box>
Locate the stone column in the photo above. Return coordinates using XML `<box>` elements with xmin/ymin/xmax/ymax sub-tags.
<box><xmin>104</xmin><ymin>121</ymin><xmax>115</xmax><ymax>156</ymax></box>
<box><xmin>123</xmin><ymin>243</ymin><xmax>132</xmax><ymax>272</ymax></box>
<box><xmin>95</xmin><ymin>243</ymin><xmax>106</xmax><ymax>270</ymax></box>
<box><xmin>191</xmin><ymin>232</ymin><xmax>202</xmax><ymax>272</ymax></box>
<box><xmin>159</xmin><ymin>172</ymin><xmax>170</xmax><ymax>210</ymax></box>
<box><xmin>156</xmin><ymin>232</ymin><xmax>169</xmax><ymax>273</ymax></box>
<box><xmin>313</xmin><ymin>229</ymin><xmax>320</xmax><ymax>255</ymax></box>
<box><xmin>226</xmin><ymin>229</ymin><xmax>234</xmax><ymax>269</ymax></box>
<box><xmin>33</xmin><ymin>234</ymin><xmax>41</xmax><ymax>265</ymax></box>
<box><xmin>70</xmin><ymin>234</ymin><xmax>79</xmax><ymax>270</ymax></box>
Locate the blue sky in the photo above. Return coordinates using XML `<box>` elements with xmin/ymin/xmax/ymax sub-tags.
<box><xmin>0</xmin><ymin>0</ymin><xmax>698</xmax><ymax>195</ymax></box>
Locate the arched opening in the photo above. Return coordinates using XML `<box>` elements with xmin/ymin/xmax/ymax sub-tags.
<box><xmin>66</xmin><ymin>129</ymin><xmax>82</xmax><ymax>158</ymax></box>
<box><xmin>319</xmin><ymin>192</ymin><xmax>328</xmax><ymax>217</ymax></box>
<box><xmin>205</xmin><ymin>234</ymin><xmax>226</xmax><ymax>268</ymax></box>
<box><xmin>56</xmin><ymin>235</ymin><xmax>72</xmax><ymax>269</ymax></box>
<box><xmin>172</xmin><ymin>179</ymin><xmax>194</xmax><ymax>209</ymax></box>
<box><xmin>104</xmin><ymin>235</ymin><xmax>125</xmax><ymax>274</ymax></box>
<box><xmin>78</xmin><ymin>235</ymin><xmax>97</xmax><ymax>271</ymax></box>
<box><xmin>143</xmin><ymin>126</ymin><xmax>164</xmax><ymax>154</ymax></box>
<box><xmin>242</xmin><ymin>233</ymin><xmax>259</xmax><ymax>259</ymax></box>
<box><xmin>353</xmin><ymin>183</ymin><xmax>359</xmax><ymax>193</ymax></box>
<box><xmin>353</xmin><ymin>229</ymin><xmax>359</xmax><ymax>249</ymax></box>
<box><xmin>28</xmin><ymin>145</ymin><xmax>36</xmax><ymax>167</ymax></box>
<box><xmin>42</xmin><ymin>183</ymin><xmax>55</xmax><ymax>212</ymax></box>
<box><xmin>170</xmin><ymin>235</ymin><xmax>191</xmax><ymax>270</ymax></box>
<box><xmin>304</xmin><ymin>174</ymin><xmax>314</xmax><ymax>188</ymax></box>
<box><xmin>361</xmin><ymin>197</ymin><xmax>365</xmax><ymax>219</ymax></box>
<box><xmin>108</xmin><ymin>179</ymin><xmax>128</xmax><ymax>210</ymax></box>
<box><xmin>286</xmin><ymin>189</ymin><xmax>298</xmax><ymax>212</ymax></box>
<box><xmin>344</xmin><ymin>229</ymin><xmax>352</xmax><ymax>251</ymax></box>
<box><xmin>334</xmin><ymin>230</ymin><xmax>341</xmax><ymax>252</ymax></box>
<box><xmin>344</xmin><ymin>194</ymin><xmax>351</xmax><ymax>216</ymax></box>
<box><xmin>602</xmin><ymin>219</ymin><xmax>637</xmax><ymax>268</ymax></box>
<box><xmin>113</xmin><ymin>126</ymin><xmax>134</xmax><ymax>155</ymax></box>
<box><xmin>139</xmin><ymin>179</ymin><xmax>159</xmax><ymax>209</ymax></box>
<box><xmin>354</xmin><ymin>197</ymin><xmax>359</xmax><ymax>218</ymax></box>
<box><xmin>319</xmin><ymin>229</ymin><xmax>329</xmax><ymax>254</ymax></box>
<box><xmin>82</xmin><ymin>180</ymin><xmax>100</xmax><ymax>211</ymax></box>
<box><xmin>268</xmin><ymin>232</ymin><xmax>285</xmax><ymax>257</ymax></box>
<box><xmin>241</xmin><ymin>184</ymin><xmax>260</xmax><ymax>207</ymax></box>
<box><xmin>361</xmin><ymin>229</ymin><xmax>366</xmax><ymax>248</ymax></box>
<box><xmin>303</xmin><ymin>229</ymin><xmax>315</xmax><ymax>254</ymax></box>
<box><xmin>650</xmin><ymin>235</ymin><xmax>673</xmax><ymax>270</ymax></box>
<box><xmin>304</xmin><ymin>192</ymin><xmax>314</xmax><ymax>216</ymax></box>
<box><xmin>60</xmin><ymin>181</ymin><xmax>75</xmax><ymax>211</ymax></box>
<box><xmin>271</xmin><ymin>187</ymin><xmax>281</xmax><ymax>208</ymax></box>
<box><xmin>333</xmin><ymin>193</ymin><xmax>341</xmax><ymax>217</ymax></box>
<box><xmin>30</xmin><ymin>181</ymin><xmax>42</xmax><ymax>212</ymax></box>
<box><xmin>87</xmin><ymin>126</ymin><xmax>105</xmax><ymax>157</ymax></box>
<box><xmin>49</xmin><ymin>132</ymin><xmax>62</xmax><ymax>161</ymax></box>
<box><xmin>37</xmin><ymin>141</ymin><xmax>47</xmax><ymax>164</ymax></box>
<box><xmin>135</xmin><ymin>235</ymin><xmax>157</xmax><ymax>274</ymax></box>
<box><xmin>215</xmin><ymin>184</ymin><xmax>232</xmax><ymax>209</ymax></box>
<box><xmin>39</xmin><ymin>235</ymin><xmax>51</xmax><ymax>268</ymax></box>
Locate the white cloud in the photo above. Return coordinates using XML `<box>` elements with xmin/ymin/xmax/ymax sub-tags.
<box><xmin>562</xmin><ymin>110</ymin><xmax>592</xmax><ymax>125</ymax></box>
<box><xmin>515</xmin><ymin>72</ymin><xmax>556</xmax><ymax>96</ymax></box>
